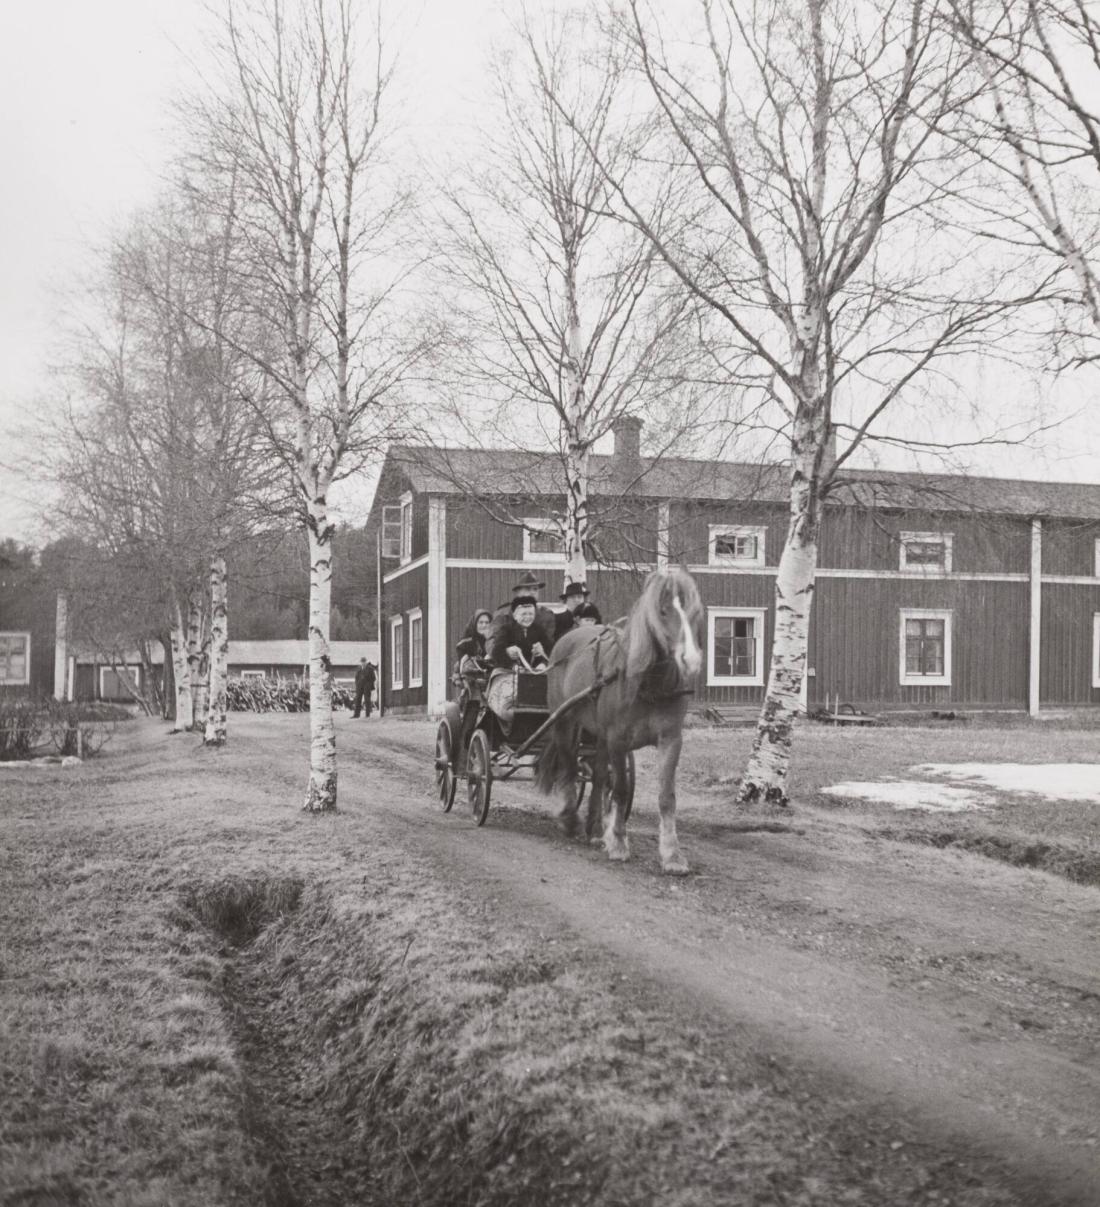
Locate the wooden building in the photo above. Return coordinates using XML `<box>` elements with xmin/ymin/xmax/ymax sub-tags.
<box><xmin>0</xmin><ymin>550</ymin><xmax>68</xmax><ymax>700</ymax></box>
<box><xmin>368</xmin><ymin>427</ymin><xmax>1100</xmax><ymax>719</ymax></box>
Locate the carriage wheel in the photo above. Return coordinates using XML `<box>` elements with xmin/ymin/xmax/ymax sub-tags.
<box><xmin>467</xmin><ymin>729</ymin><xmax>493</xmax><ymax>826</ymax></box>
<box><xmin>434</xmin><ymin>720</ymin><xmax>458</xmax><ymax>813</ymax></box>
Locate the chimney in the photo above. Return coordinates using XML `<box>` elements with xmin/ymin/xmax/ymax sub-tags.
<box><xmin>611</xmin><ymin>414</ymin><xmax>643</xmax><ymax>471</ymax></box>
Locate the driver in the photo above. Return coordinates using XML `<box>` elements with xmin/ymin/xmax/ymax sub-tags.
<box><xmin>485</xmin><ymin>595</ymin><xmax>550</xmax><ymax>728</ymax></box>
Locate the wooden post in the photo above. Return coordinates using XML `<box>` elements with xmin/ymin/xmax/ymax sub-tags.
<box><xmin>1029</xmin><ymin>518</ymin><xmax>1042</xmax><ymax>718</ymax></box>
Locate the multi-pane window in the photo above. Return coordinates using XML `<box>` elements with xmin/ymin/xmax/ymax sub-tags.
<box><xmin>381</xmin><ymin>505</ymin><xmax>403</xmax><ymax>559</ymax></box>
<box><xmin>390</xmin><ymin>616</ymin><xmax>405</xmax><ymax>689</ymax></box>
<box><xmin>709</xmin><ymin>525</ymin><xmax>766</xmax><ymax>568</ymax></box>
<box><xmin>408</xmin><ymin>609</ymin><xmax>423</xmax><ymax>687</ymax></box>
<box><xmin>0</xmin><ymin>633</ymin><xmax>29</xmax><ymax>685</ymax></box>
<box><xmin>900</xmin><ymin>531</ymin><xmax>952</xmax><ymax>573</ymax></box>
<box><xmin>523</xmin><ymin>519</ymin><xmax>565</xmax><ymax>561</ymax></box>
<box><xmin>399</xmin><ymin>493</ymin><xmax>413</xmax><ymax>565</ymax></box>
<box><xmin>900</xmin><ymin>609</ymin><xmax>952</xmax><ymax>685</ymax></box>
<box><xmin>708</xmin><ymin>608</ymin><xmax>766</xmax><ymax>685</ymax></box>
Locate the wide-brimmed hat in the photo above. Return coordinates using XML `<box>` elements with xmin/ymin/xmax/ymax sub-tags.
<box><xmin>512</xmin><ymin>571</ymin><xmax>545</xmax><ymax>591</ymax></box>
<box><xmin>560</xmin><ymin>581</ymin><xmax>590</xmax><ymax>601</ymax></box>
<box><xmin>511</xmin><ymin>594</ymin><xmax>538</xmax><ymax>611</ymax></box>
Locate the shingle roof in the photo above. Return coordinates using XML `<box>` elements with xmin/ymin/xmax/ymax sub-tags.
<box><xmin>386</xmin><ymin>444</ymin><xmax>1100</xmax><ymax>521</ymax></box>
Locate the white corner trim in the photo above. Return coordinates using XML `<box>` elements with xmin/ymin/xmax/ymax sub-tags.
<box><xmin>899</xmin><ymin>608</ymin><xmax>952</xmax><ymax>687</ymax></box>
<box><xmin>1093</xmin><ymin>614</ymin><xmax>1100</xmax><ymax>689</ymax></box>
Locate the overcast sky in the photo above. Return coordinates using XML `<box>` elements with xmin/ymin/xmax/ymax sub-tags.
<box><xmin>1</xmin><ymin>0</ymin><xmax>1098</xmax><ymax>545</ymax></box>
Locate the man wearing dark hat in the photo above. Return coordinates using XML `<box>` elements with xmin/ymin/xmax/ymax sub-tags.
<box><xmin>489</xmin><ymin>570</ymin><xmax>559</xmax><ymax>651</ymax></box>
<box><xmin>554</xmin><ymin>579</ymin><xmax>591</xmax><ymax>642</ymax></box>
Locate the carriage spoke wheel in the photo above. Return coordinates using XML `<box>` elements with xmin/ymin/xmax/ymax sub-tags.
<box><xmin>467</xmin><ymin>730</ymin><xmax>492</xmax><ymax>826</ymax></box>
<box><xmin>435</xmin><ymin>721</ymin><xmax>457</xmax><ymax>813</ymax></box>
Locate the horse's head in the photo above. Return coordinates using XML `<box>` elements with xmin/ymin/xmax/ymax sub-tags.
<box><xmin>624</xmin><ymin>568</ymin><xmax>704</xmax><ymax>687</ymax></box>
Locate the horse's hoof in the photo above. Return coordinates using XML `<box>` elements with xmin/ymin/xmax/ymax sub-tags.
<box><xmin>661</xmin><ymin>855</ymin><xmax>690</xmax><ymax>876</ymax></box>
<box><xmin>605</xmin><ymin>839</ymin><xmax>631</xmax><ymax>862</ymax></box>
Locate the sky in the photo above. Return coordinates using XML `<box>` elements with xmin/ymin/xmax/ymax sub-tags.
<box><xmin>1</xmin><ymin>0</ymin><xmax>1099</xmax><ymax>546</ymax></box>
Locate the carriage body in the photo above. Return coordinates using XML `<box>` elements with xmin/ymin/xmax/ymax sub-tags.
<box><xmin>433</xmin><ymin>666</ymin><xmax>632</xmax><ymax>826</ymax></box>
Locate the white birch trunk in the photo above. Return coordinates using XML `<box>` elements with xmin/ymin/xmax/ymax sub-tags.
<box><xmin>169</xmin><ymin>596</ymin><xmax>193</xmax><ymax>733</ymax></box>
<box><xmin>204</xmin><ymin>555</ymin><xmax>229</xmax><ymax>747</ymax></box>
<box><xmin>303</xmin><ymin>501</ymin><xmax>337</xmax><ymax>811</ymax></box>
<box><xmin>738</xmin><ymin>406</ymin><xmax>826</xmax><ymax>809</ymax></box>
<box><xmin>562</xmin><ymin>242</ymin><xmax>589</xmax><ymax>588</ymax></box>
<box><xmin>186</xmin><ymin>588</ymin><xmax>207</xmax><ymax>732</ymax></box>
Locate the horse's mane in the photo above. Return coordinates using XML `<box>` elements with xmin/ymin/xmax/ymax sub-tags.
<box><xmin>622</xmin><ymin>568</ymin><xmax>704</xmax><ymax>690</ymax></box>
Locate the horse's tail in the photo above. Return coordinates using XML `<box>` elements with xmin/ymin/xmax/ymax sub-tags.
<box><xmin>534</xmin><ymin>715</ymin><xmax>579</xmax><ymax>797</ymax></box>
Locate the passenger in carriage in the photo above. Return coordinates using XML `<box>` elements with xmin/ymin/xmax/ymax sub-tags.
<box><xmin>486</xmin><ymin>596</ymin><xmax>551</xmax><ymax>728</ymax></box>
<box><xmin>455</xmin><ymin>609</ymin><xmax>493</xmax><ymax>672</ymax></box>
<box><xmin>574</xmin><ymin>601</ymin><xmax>603</xmax><ymax>626</ymax></box>
<box><xmin>490</xmin><ymin>571</ymin><xmax>559</xmax><ymax>652</ymax></box>
<box><xmin>553</xmin><ymin>580</ymin><xmax>590</xmax><ymax>642</ymax></box>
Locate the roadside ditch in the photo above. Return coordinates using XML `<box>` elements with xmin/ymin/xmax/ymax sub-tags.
<box><xmin>169</xmin><ymin>860</ymin><xmax>1045</xmax><ymax>1207</ymax></box>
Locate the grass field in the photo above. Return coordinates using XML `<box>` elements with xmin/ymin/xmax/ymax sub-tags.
<box><xmin>2</xmin><ymin>713</ymin><xmax>1097</xmax><ymax>1206</ymax></box>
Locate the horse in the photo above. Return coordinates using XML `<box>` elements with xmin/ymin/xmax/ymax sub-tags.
<box><xmin>533</xmin><ymin>567</ymin><xmax>704</xmax><ymax>875</ymax></box>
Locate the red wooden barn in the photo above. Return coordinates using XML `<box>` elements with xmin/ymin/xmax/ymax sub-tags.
<box><xmin>368</xmin><ymin>422</ymin><xmax>1100</xmax><ymax>719</ymax></box>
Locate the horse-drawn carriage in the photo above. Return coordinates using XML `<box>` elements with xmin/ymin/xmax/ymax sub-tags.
<box><xmin>433</xmin><ymin>568</ymin><xmax>704</xmax><ymax>875</ymax></box>
<box><xmin>434</xmin><ymin>662</ymin><xmax>635</xmax><ymax>826</ymax></box>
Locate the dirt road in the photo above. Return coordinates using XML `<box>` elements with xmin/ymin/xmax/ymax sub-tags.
<box><xmin>337</xmin><ymin>716</ymin><xmax>1100</xmax><ymax>1205</ymax></box>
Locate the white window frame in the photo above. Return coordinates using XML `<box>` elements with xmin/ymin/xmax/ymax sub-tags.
<box><xmin>708</xmin><ymin>525</ymin><xmax>766</xmax><ymax>568</ymax></box>
<box><xmin>399</xmin><ymin>491</ymin><xmax>414</xmax><ymax>565</ymax></box>
<box><xmin>0</xmin><ymin>631</ymin><xmax>31</xmax><ymax>686</ymax></box>
<box><xmin>239</xmin><ymin>669</ymin><xmax>266</xmax><ymax>681</ymax></box>
<box><xmin>1093</xmin><ymin>539</ymin><xmax>1100</xmax><ymax>579</ymax></box>
<box><xmin>899</xmin><ymin>608</ymin><xmax>952</xmax><ymax>686</ymax></box>
<box><xmin>522</xmin><ymin>518</ymin><xmax>566</xmax><ymax>562</ymax></box>
<box><xmin>707</xmin><ymin>607</ymin><xmax>766</xmax><ymax>686</ymax></box>
<box><xmin>407</xmin><ymin>608</ymin><xmax>424</xmax><ymax>688</ymax></box>
<box><xmin>99</xmin><ymin>664</ymin><xmax>142</xmax><ymax>699</ymax></box>
<box><xmin>1092</xmin><ymin>614</ymin><xmax>1100</xmax><ymax>688</ymax></box>
<box><xmin>381</xmin><ymin>505</ymin><xmax>403</xmax><ymax>559</ymax></box>
<box><xmin>900</xmin><ymin>531</ymin><xmax>953</xmax><ymax>574</ymax></box>
<box><xmin>390</xmin><ymin>615</ymin><xmax>405</xmax><ymax>689</ymax></box>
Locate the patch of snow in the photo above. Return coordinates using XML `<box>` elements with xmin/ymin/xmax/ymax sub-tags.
<box><xmin>822</xmin><ymin>780</ymin><xmax>987</xmax><ymax>812</ymax></box>
<box><xmin>912</xmin><ymin>763</ymin><xmax>1100</xmax><ymax>803</ymax></box>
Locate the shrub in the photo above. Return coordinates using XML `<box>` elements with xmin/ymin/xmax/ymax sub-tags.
<box><xmin>44</xmin><ymin>700</ymin><xmax>120</xmax><ymax>757</ymax></box>
<box><xmin>0</xmin><ymin>698</ymin><xmax>45</xmax><ymax>760</ymax></box>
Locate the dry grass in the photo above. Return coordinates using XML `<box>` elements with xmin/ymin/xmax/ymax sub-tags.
<box><xmin>0</xmin><ymin>714</ymin><xmax>1076</xmax><ymax>1205</ymax></box>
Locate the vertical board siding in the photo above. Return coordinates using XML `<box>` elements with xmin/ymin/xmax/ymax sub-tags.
<box><xmin>380</xmin><ymin>564</ymin><xmax>428</xmax><ymax>711</ymax></box>
<box><xmin>813</xmin><ymin>578</ymin><xmax>1028</xmax><ymax>707</ymax></box>
<box><xmin>1042</xmin><ymin>520</ymin><xmax>1100</xmax><ymax>577</ymax></box>
<box><xmin>668</xmin><ymin>502</ymin><xmax>785</xmax><ymax>566</ymax></box>
<box><xmin>1040</xmin><ymin>583</ymin><xmax>1100</xmax><ymax>703</ymax></box>
<box><xmin>695</xmin><ymin>573</ymin><xmax>774</xmax><ymax>704</ymax></box>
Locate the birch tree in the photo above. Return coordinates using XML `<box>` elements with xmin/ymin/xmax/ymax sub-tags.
<box><xmin>581</xmin><ymin>0</ymin><xmax>1047</xmax><ymax>806</ymax></box>
<box><xmin>431</xmin><ymin>9</ymin><xmax>703</xmax><ymax>587</ymax></box>
<box><xmin>951</xmin><ymin>0</ymin><xmax>1100</xmax><ymax>355</ymax></box>
<box><xmin>197</xmin><ymin>0</ymin><xmax>426</xmax><ymax>809</ymax></box>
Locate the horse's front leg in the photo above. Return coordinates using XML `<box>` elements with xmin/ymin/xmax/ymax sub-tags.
<box><xmin>601</xmin><ymin>746</ymin><xmax>630</xmax><ymax>862</ymax></box>
<box><xmin>558</xmin><ymin>776</ymin><xmax>581</xmax><ymax>837</ymax></box>
<box><xmin>655</xmin><ymin>730</ymin><xmax>689</xmax><ymax>875</ymax></box>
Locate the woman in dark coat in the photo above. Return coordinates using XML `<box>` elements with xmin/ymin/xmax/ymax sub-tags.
<box><xmin>456</xmin><ymin>609</ymin><xmax>493</xmax><ymax>668</ymax></box>
<box><xmin>488</xmin><ymin>597</ymin><xmax>551</xmax><ymax>671</ymax></box>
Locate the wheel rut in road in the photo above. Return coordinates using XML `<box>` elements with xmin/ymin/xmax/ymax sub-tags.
<box><xmin>341</xmin><ymin>728</ymin><xmax>1100</xmax><ymax>1206</ymax></box>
